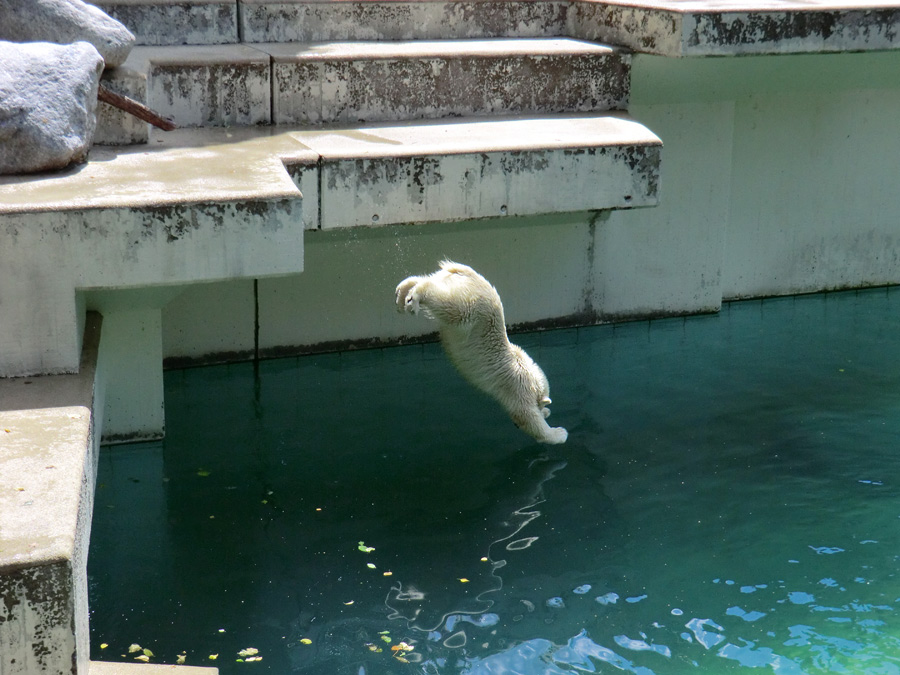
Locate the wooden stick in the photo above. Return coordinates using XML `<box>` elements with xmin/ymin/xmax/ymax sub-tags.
<box><xmin>98</xmin><ymin>84</ymin><xmax>176</xmax><ymax>131</ymax></box>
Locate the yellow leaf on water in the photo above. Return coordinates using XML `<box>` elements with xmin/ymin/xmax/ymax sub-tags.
<box><xmin>143</xmin><ymin>649</ymin><xmax>154</xmax><ymax>658</ymax></box>
<box><xmin>135</xmin><ymin>655</ymin><xmax>150</xmax><ymax>663</ymax></box>
<box><xmin>366</xmin><ymin>563</ymin><xmax>376</xmax><ymax>569</ymax></box>
<box><xmin>238</xmin><ymin>648</ymin><xmax>259</xmax><ymax>657</ymax></box>
<box><xmin>176</xmin><ymin>655</ymin><xmax>186</xmax><ymax>665</ymax></box>
<box><xmin>459</xmin><ymin>578</ymin><xmax>470</xmax><ymax>583</ymax></box>
<box><xmin>128</xmin><ymin>644</ymin><xmax>142</xmax><ymax>654</ymax></box>
<box><xmin>100</xmin><ymin>644</ymin><xmax>108</xmax><ymax>650</ymax></box>
<box><xmin>209</xmin><ymin>654</ymin><xmax>218</xmax><ymax>660</ymax></box>
<box><xmin>300</xmin><ymin>638</ymin><xmax>312</xmax><ymax>645</ymax></box>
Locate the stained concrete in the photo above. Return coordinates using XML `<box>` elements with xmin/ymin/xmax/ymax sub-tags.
<box><xmin>574</xmin><ymin>0</ymin><xmax>900</xmax><ymax>55</ymax></box>
<box><xmin>262</xmin><ymin>38</ymin><xmax>629</xmax><ymax>125</ymax></box>
<box><xmin>91</xmin><ymin>0</ymin><xmax>238</xmax><ymax>45</ymax></box>
<box><xmin>0</xmin><ymin>313</ymin><xmax>103</xmax><ymax>675</ymax></box>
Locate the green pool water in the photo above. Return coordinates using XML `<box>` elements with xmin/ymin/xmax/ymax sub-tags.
<box><xmin>89</xmin><ymin>288</ymin><xmax>900</xmax><ymax>674</ymax></box>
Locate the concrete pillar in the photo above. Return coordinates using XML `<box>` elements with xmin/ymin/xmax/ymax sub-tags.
<box><xmin>98</xmin><ymin>309</ymin><xmax>165</xmax><ymax>444</ymax></box>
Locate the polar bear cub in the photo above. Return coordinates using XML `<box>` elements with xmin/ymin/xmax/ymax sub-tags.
<box><xmin>395</xmin><ymin>261</ymin><xmax>568</xmax><ymax>444</ymax></box>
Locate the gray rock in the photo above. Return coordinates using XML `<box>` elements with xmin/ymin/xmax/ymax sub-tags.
<box><xmin>0</xmin><ymin>0</ymin><xmax>135</xmax><ymax>67</ymax></box>
<box><xmin>0</xmin><ymin>41</ymin><xmax>104</xmax><ymax>175</ymax></box>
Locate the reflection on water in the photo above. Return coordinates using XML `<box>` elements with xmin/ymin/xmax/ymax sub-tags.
<box><xmin>89</xmin><ymin>288</ymin><xmax>900</xmax><ymax>674</ymax></box>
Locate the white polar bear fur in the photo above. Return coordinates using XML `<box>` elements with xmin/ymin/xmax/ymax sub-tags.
<box><xmin>395</xmin><ymin>261</ymin><xmax>568</xmax><ymax>445</ymax></box>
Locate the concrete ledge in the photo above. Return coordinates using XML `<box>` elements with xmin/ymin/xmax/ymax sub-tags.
<box><xmin>91</xmin><ymin>662</ymin><xmax>218</xmax><ymax>675</ymax></box>
<box><xmin>260</xmin><ymin>38</ymin><xmax>629</xmax><ymax>125</ymax></box>
<box><xmin>573</xmin><ymin>0</ymin><xmax>900</xmax><ymax>56</ymax></box>
<box><xmin>240</xmin><ymin>0</ymin><xmax>571</xmax><ymax>42</ymax></box>
<box><xmin>91</xmin><ymin>0</ymin><xmax>239</xmax><ymax>45</ymax></box>
<box><xmin>292</xmin><ymin>113</ymin><xmax>661</xmax><ymax>227</ymax></box>
<box><xmin>0</xmin><ymin>314</ymin><xmax>104</xmax><ymax>675</ymax></box>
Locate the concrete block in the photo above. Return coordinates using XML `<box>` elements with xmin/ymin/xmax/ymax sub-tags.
<box><xmin>90</xmin><ymin>0</ymin><xmax>238</xmax><ymax>45</ymax></box>
<box><xmin>240</xmin><ymin>0</ymin><xmax>570</xmax><ymax>42</ymax></box>
<box><xmin>573</xmin><ymin>0</ymin><xmax>900</xmax><ymax>56</ymax></box>
<box><xmin>261</xmin><ymin>38</ymin><xmax>629</xmax><ymax>125</ymax></box>
<box><xmin>125</xmin><ymin>45</ymin><xmax>271</xmax><ymax>127</ymax></box>
<box><xmin>95</xmin><ymin>62</ymin><xmax>149</xmax><ymax>145</ymax></box>
<box><xmin>0</xmin><ymin>314</ymin><xmax>103</xmax><ymax>675</ymax></box>
<box><xmin>294</xmin><ymin>113</ymin><xmax>661</xmax><ymax>228</ymax></box>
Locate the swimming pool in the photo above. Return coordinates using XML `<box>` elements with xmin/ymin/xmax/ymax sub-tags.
<box><xmin>89</xmin><ymin>287</ymin><xmax>900</xmax><ymax>674</ymax></box>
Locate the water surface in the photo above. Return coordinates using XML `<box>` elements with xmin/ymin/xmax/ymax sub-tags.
<box><xmin>90</xmin><ymin>288</ymin><xmax>900</xmax><ymax>674</ymax></box>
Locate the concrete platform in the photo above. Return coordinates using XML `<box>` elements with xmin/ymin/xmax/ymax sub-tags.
<box><xmin>90</xmin><ymin>662</ymin><xmax>218</xmax><ymax>675</ymax></box>
<box><xmin>0</xmin><ymin>314</ymin><xmax>103</xmax><ymax>675</ymax></box>
<box><xmin>261</xmin><ymin>38</ymin><xmax>628</xmax><ymax>125</ymax></box>
<box><xmin>291</xmin><ymin>112</ymin><xmax>661</xmax><ymax>227</ymax></box>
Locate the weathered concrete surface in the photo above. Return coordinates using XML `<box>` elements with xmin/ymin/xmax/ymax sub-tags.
<box><xmin>91</xmin><ymin>662</ymin><xmax>218</xmax><ymax>675</ymax></box>
<box><xmin>90</xmin><ymin>0</ymin><xmax>238</xmax><ymax>45</ymax></box>
<box><xmin>95</xmin><ymin>62</ymin><xmax>151</xmax><ymax>145</ymax></box>
<box><xmin>0</xmin><ymin>129</ymin><xmax>306</xmax><ymax>377</ymax></box>
<box><xmin>294</xmin><ymin>113</ymin><xmax>661</xmax><ymax>228</ymax></box>
<box><xmin>241</xmin><ymin>0</ymin><xmax>570</xmax><ymax>42</ymax></box>
<box><xmin>574</xmin><ymin>0</ymin><xmax>900</xmax><ymax>56</ymax></box>
<box><xmin>261</xmin><ymin>38</ymin><xmax>629</xmax><ymax>125</ymax></box>
<box><xmin>0</xmin><ymin>313</ymin><xmax>103</xmax><ymax>675</ymax></box>
<box><xmin>0</xmin><ymin>0</ymin><xmax>135</xmax><ymax>67</ymax></box>
<box><xmin>129</xmin><ymin>45</ymin><xmax>272</xmax><ymax>127</ymax></box>
<box><xmin>0</xmin><ymin>41</ymin><xmax>104</xmax><ymax>175</ymax></box>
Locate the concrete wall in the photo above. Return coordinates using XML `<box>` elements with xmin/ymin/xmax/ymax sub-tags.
<box><xmin>158</xmin><ymin>49</ymin><xmax>900</xmax><ymax>364</ymax></box>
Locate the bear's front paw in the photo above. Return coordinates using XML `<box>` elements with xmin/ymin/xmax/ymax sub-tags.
<box><xmin>543</xmin><ymin>427</ymin><xmax>568</xmax><ymax>445</ymax></box>
<box><xmin>395</xmin><ymin>277</ymin><xmax>421</xmax><ymax>314</ymax></box>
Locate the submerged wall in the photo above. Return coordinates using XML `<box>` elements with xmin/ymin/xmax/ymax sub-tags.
<box><xmin>156</xmin><ymin>49</ymin><xmax>900</xmax><ymax>365</ymax></box>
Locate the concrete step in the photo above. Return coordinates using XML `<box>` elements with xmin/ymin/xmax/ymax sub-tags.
<box><xmin>265</xmin><ymin>38</ymin><xmax>629</xmax><ymax>125</ymax></box>
<box><xmin>96</xmin><ymin>38</ymin><xmax>628</xmax><ymax>139</ymax></box>
<box><xmin>91</xmin><ymin>0</ymin><xmax>570</xmax><ymax>45</ymax></box>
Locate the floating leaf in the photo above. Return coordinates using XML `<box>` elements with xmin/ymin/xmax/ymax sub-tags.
<box><xmin>246</xmin><ymin>656</ymin><xmax>263</xmax><ymax>662</ymax></box>
<box><xmin>459</xmin><ymin>578</ymin><xmax>470</xmax><ymax>583</ymax></box>
<box><xmin>197</xmin><ymin>469</ymin><xmax>210</xmax><ymax>477</ymax></box>
<box><xmin>398</xmin><ymin>642</ymin><xmax>415</xmax><ymax>652</ymax></box>
<box><xmin>381</xmin><ymin>635</ymin><xmax>392</xmax><ymax>644</ymax></box>
<box><xmin>366</xmin><ymin>563</ymin><xmax>376</xmax><ymax>569</ymax></box>
<box><xmin>100</xmin><ymin>643</ymin><xmax>108</xmax><ymax>650</ymax></box>
<box><xmin>176</xmin><ymin>655</ymin><xmax>186</xmax><ymax>665</ymax></box>
<box><xmin>383</xmin><ymin>571</ymin><xmax>393</xmax><ymax>576</ymax></box>
<box><xmin>480</xmin><ymin>557</ymin><xmax>489</xmax><ymax>562</ymax></box>
<box><xmin>128</xmin><ymin>644</ymin><xmax>142</xmax><ymax>654</ymax></box>
<box><xmin>395</xmin><ymin>656</ymin><xmax>410</xmax><ymax>664</ymax></box>
<box><xmin>378</xmin><ymin>631</ymin><xmax>390</xmax><ymax>635</ymax></box>
<box><xmin>358</xmin><ymin>541</ymin><xmax>375</xmax><ymax>553</ymax></box>
<box><xmin>135</xmin><ymin>655</ymin><xmax>150</xmax><ymax>663</ymax></box>
<box><xmin>300</xmin><ymin>638</ymin><xmax>312</xmax><ymax>645</ymax></box>
<box><xmin>143</xmin><ymin>648</ymin><xmax>154</xmax><ymax>657</ymax></box>
<box><xmin>209</xmin><ymin>654</ymin><xmax>218</xmax><ymax>660</ymax></box>
<box><xmin>238</xmin><ymin>648</ymin><xmax>259</xmax><ymax>657</ymax></box>
<box><xmin>343</xmin><ymin>600</ymin><xmax>354</xmax><ymax>605</ymax></box>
